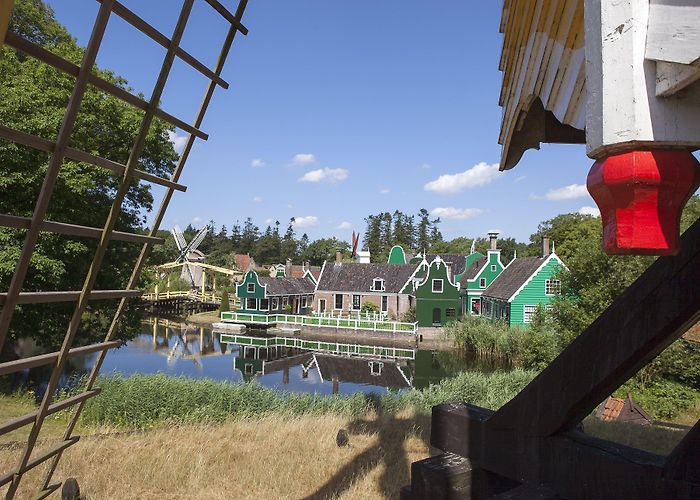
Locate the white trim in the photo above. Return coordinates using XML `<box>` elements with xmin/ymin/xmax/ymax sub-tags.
<box><xmin>271</xmin><ymin>297</ymin><xmax>279</xmax><ymax>310</ymax></box>
<box><xmin>523</xmin><ymin>304</ymin><xmax>537</xmax><ymax>324</ymax></box>
<box><xmin>507</xmin><ymin>253</ymin><xmax>565</xmax><ymax>303</ymax></box>
<box><xmin>351</xmin><ymin>294</ymin><xmax>361</xmax><ymax>310</ymax></box>
<box><xmin>545</xmin><ymin>278</ymin><xmax>561</xmax><ymax>296</ymax></box>
<box><xmin>371</xmin><ymin>277</ymin><xmax>386</xmax><ymax>292</ymax></box>
<box><xmin>467</xmin><ymin>250</ymin><xmax>503</xmax><ymax>285</ymax></box>
<box><xmin>399</xmin><ymin>258</ymin><xmax>429</xmax><ymax>294</ymax></box>
<box><xmin>318</xmin><ymin>298</ymin><xmax>326</xmax><ymax>312</ymax></box>
<box><xmin>479</xmin><ymin>278</ymin><xmax>486</xmax><ymax>288</ymax></box>
<box><xmin>314</xmin><ymin>260</ymin><xmax>327</xmax><ymax>293</ymax></box>
<box><xmin>432</xmin><ymin>279</ymin><xmax>444</xmax><ymax>293</ymax></box>
<box><xmin>334</xmin><ymin>293</ymin><xmax>344</xmax><ymax>310</ymax></box>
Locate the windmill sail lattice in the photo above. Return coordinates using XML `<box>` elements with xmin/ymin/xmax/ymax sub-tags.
<box><xmin>172</xmin><ymin>224</ymin><xmax>210</xmax><ymax>287</ymax></box>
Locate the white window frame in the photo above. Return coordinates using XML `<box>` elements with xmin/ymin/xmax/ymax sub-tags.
<box><xmin>260</xmin><ymin>298</ymin><xmax>269</xmax><ymax>311</ymax></box>
<box><xmin>372</xmin><ymin>278</ymin><xmax>385</xmax><ymax>291</ymax></box>
<box><xmin>352</xmin><ymin>294</ymin><xmax>361</xmax><ymax>310</ymax></box>
<box><xmin>545</xmin><ymin>279</ymin><xmax>561</xmax><ymax>296</ymax></box>
<box><xmin>282</xmin><ymin>297</ymin><xmax>288</xmax><ymax>307</ymax></box>
<box><xmin>334</xmin><ymin>294</ymin><xmax>343</xmax><ymax>310</ymax></box>
<box><xmin>432</xmin><ymin>279</ymin><xmax>443</xmax><ymax>293</ymax></box>
<box><xmin>301</xmin><ymin>296</ymin><xmax>307</xmax><ymax>308</ymax></box>
<box><xmin>271</xmin><ymin>297</ymin><xmax>279</xmax><ymax>310</ymax></box>
<box><xmin>247</xmin><ymin>283</ymin><xmax>255</xmax><ymax>293</ymax></box>
<box><xmin>369</xmin><ymin>361</ymin><xmax>383</xmax><ymax>376</ymax></box>
<box><xmin>523</xmin><ymin>304</ymin><xmax>537</xmax><ymax>324</ymax></box>
<box><xmin>491</xmin><ymin>264</ymin><xmax>496</xmax><ymax>272</ymax></box>
<box><xmin>246</xmin><ymin>298</ymin><xmax>257</xmax><ymax>310</ymax></box>
<box><xmin>381</xmin><ymin>295</ymin><xmax>388</xmax><ymax>312</ymax></box>
<box><xmin>479</xmin><ymin>278</ymin><xmax>486</xmax><ymax>288</ymax></box>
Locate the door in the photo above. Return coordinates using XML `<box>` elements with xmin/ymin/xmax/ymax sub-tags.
<box><xmin>432</xmin><ymin>307</ymin><xmax>441</xmax><ymax>326</ymax></box>
<box><xmin>319</xmin><ymin>299</ymin><xmax>326</xmax><ymax>313</ymax></box>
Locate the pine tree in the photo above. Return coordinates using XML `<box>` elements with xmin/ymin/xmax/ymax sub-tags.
<box><xmin>416</xmin><ymin>208</ymin><xmax>431</xmax><ymax>252</ymax></box>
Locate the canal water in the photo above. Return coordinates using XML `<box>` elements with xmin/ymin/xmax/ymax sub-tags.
<box><xmin>5</xmin><ymin>317</ymin><xmax>503</xmax><ymax>398</ymax></box>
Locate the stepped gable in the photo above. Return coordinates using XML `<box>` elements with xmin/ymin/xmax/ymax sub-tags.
<box><xmin>258</xmin><ymin>276</ymin><xmax>315</xmax><ymax>296</ymax></box>
<box><xmin>482</xmin><ymin>256</ymin><xmax>546</xmax><ymax>300</ymax></box>
<box><xmin>312</xmin><ymin>354</ymin><xmax>411</xmax><ymax>389</ymax></box>
<box><xmin>424</xmin><ymin>254</ymin><xmax>467</xmax><ymax>276</ymax></box>
<box><xmin>316</xmin><ymin>262</ymin><xmax>418</xmax><ymax>293</ymax></box>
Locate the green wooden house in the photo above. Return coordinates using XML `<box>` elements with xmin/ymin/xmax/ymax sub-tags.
<box><xmin>413</xmin><ymin>256</ymin><xmax>462</xmax><ymax>327</ymax></box>
<box><xmin>480</xmin><ymin>238</ymin><xmax>565</xmax><ymax>326</ymax></box>
<box><xmin>235</xmin><ymin>270</ymin><xmax>316</xmax><ymax>315</ymax></box>
<box><xmin>458</xmin><ymin>232</ymin><xmax>505</xmax><ymax>316</ymax></box>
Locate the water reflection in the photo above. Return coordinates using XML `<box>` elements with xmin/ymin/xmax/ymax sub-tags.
<box><xmin>2</xmin><ymin>317</ymin><xmax>503</xmax><ymax>398</ymax></box>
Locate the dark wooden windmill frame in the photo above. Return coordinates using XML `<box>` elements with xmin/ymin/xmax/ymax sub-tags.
<box><xmin>0</xmin><ymin>0</ymin><xmax>249</xmax><ymax>496</ymax></box>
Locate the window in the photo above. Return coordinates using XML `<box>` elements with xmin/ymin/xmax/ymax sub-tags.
<box><xmin>545</xmin><ymin>279</ymin><xmax>561</xmax><ymax>295</ymax></box>
<box><xmin>247</xmin><ymin>283</ymin><xmax>255</xmax><ymax>293</ymax></box>
<box><xmin>369</xmin><ymin>361</ymin><xmax>383</xmax><ymax>376</ymax></box>
<box><xmin>471</xmin><ymin>298</ymin><xmax>481</xmax><ymax>315</ymax></box>
<box><xmin>301</xmin><ymin>296</ymin><xmax>307</xmax><ymax>308</ymax></box>
<box><xmin>272</xmin><ymin>297</ymin><xmax>279</xmax><ymax>310</ymax></box>
<box><xmin>334</xmin><ymin>294</ymin><xmax>343</xmax><ymax>310</ymax></box>
<box><xmin>483</xmin><ymin>300</ymin><xmax>492</xmax><ymax>317</ymax></box>
<box><xmin>479</xmin><ymin>278</ymin><xmax>486</xmax><ymax>288</ymax></box>
<box><xmin>246</xmin><ymin>298</ymin><xmax>257</xmax><ymax>310</ymax></box>
<box><xmin>523</xmin><ymin>305</ymin><xmax>537</xmax><ymax>323</ymax></box>
<box><xmin>244</xmin><ymin>363</ymin><xmax>253</xmax><ymax>375</ymax></box>
<box><xmin>491</xmin><ymin>264</ymin><xmax>496</xmax><ymax>272</ymax></box>
<box><xmin>319</xmin><ymin>299</ymin><xmax>326</xmax><ymax>312</ymax></box>
<box><xmin>352</xmin><ymin>294</ymin><xmax>361</xmax><ymax>310</ymax></box>
<box><xmin>372</xmin><ymin>278</ymin><xmax>385</xmax><ymax>291</ymax></box>
<box><xmin>432</xmin><ymin>279</ymin><xmax>443</xmax><ymax>293</ymax></box>
<box><xmin>260</xmin><ymin>298</ymin><xmax>269</xmax><ymax>310</ymax></box>
<box><xmin>381</xmin><ymin>295</ymin><xmax>388</xmax><ymax>312</ymax></box>
<box><xmin>283</xmin><ymin>297</ymin><xmax>288</xmax><ymax>306</ymax></box>
<box><xmin>446</xmin><ymin>308</ymin><xmax>456</xmax><ymax>318</ymax></box>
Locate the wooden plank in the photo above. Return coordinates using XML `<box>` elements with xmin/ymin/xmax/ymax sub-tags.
<box><xmin>646</xmin><ymin>0</ymin><xmax>700</xmax><ymax>65</ymax></box>
<box><xmin>0</xmin><ymin>289</ymin><xmax>142</xmax><ymax>305</ymax></box>
<box><xmin>0</xmin><ymin>437</ymin><xmax>79</xmax><ymax>487</ymax></box>
<box><xmin>487</xmin><ymin>217</ymin><xmax>700</xmax><ymax>437</ymax></box>
<box><xmin>0</xmin><ymin>341</ymin><xmax>121</xmax><ymax>376</ymax></box>
<box><xmin>104</xmin><ymin>0</ymin><xmax>229</xmax><ymax>88</ymax></box>
<box><xmin>665</xmin><ymin>419</ymin><xmax>700</xmax><ymax>484</ymax></box>
<box><xmin>0</xmin><ymin>390</ymin><xmax>100</xmax><ymax>435</ymax></box>
<box><xmin>202</xmin><ymin>0</ymin><xmax>249</xmax><ymax>35</ymax></box>
<box><xmin>0</xmin><ymin>0</ymin><xmax>13</xmax><ymax>48</ymax></box>
<box><xmin>656</xmin><ymin>61</ymin><xmax>700</xmax><ymax>97</ymax></box>
<box><xmin>0</xmin><ymin>214</ymin><xmax>164</xmax><ymax>245</ymax></box>
<box><xmin>4</xmin><ymin>32</ymin><xmax>208</xmax><ymax>140</ymax></box>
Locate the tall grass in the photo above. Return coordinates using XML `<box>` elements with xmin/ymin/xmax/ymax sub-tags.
<box><xmin>78</xmin><ymin>370</ymin><xmax>537</xmax><ymax>428</ymax></box>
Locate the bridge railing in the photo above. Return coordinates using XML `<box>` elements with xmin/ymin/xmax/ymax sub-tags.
<box><xmin>220</xmin><ymin>311</ymin><xmax>417</xmax><ymax>334</ymax></box>
<box><xmin>142</xmin><ymin>290</ymin><xmax>223</xmax><ymax>303</ymax></box>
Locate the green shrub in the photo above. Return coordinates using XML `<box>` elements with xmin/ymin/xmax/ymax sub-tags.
<box><xmin>360</xmin><ymin>301</ymin><xmax>379</xmax><ymax>314</ymax></box>
<box><xmin>615</xmin><ymin>378</ymin><xmax>700</xmax><ymax>420</ymax></box>
<box><xmin>219</xmin><ymin>290</ymin><xmax>230</xmax><ymax>312</ymax></box>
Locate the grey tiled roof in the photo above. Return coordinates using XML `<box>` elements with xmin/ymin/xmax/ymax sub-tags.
<box><xmin>313</xmin><ymin>354</ymin><xmax>411</xmax><ymax>389</ymax></box>
<box><xmin>425</xmin><ymin>254</ymin><xmax>467</xmax><ymax>276</ymax></box>
<box><xmin>316</xmin><ymin>262</ymin><xmax>417</xmax><ymax>294</ymax></box>
<box><xmin>461</xmin><ymin>257</ymin><xmax>487</xmax><ymax>281</ymax></box>
<box><xmin>258</xmin><ymin>276</ymin><xmax>315</xmax><ymax>296</ymax></box>
<box><xmin>481</xmin><ymin>257</ymin><xmax>546</xmax><ymax>301</ymax></box>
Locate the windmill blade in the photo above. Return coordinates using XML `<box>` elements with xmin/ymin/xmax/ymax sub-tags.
<box><xmin>172</xmin><ymin>225</ymin><xmax>187</xmax><ymax>252</ymax></box>
<box><xmin>188</xmin><ymin>225</ymin><xmax>210</xmax><ymax>254</ymax></box>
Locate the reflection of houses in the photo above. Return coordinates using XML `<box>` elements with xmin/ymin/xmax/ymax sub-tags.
<box><xmin>304</xmin><ymin>353</ymin><xmax>412</xmax><ymax>393</ymax></box>
<box><xmin>234</xmin><ymin>345</ymin><xmax>312</xmax><ymax>382</ymax></box>
<box><xmin>481</xmin><ymin>237</ymin><xmax>565</xmax><ymax>326</ymax></box>
<box><xmin>315</xmin><ymin>253</ymin><xmax>418</xmax><ymax>319</ymax></box>
<box><xmin>236</xmin><ymin>270</ymin><xmax>317</xmax><ymax>315</ymax></box>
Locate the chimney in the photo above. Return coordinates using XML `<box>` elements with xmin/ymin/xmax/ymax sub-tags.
<box><xmin>541</xmin><ymin>236</ymin><xmax>550</xmax><ymax>257</ymax></box>
<box><xmin>335</xmin><ymin>249</ymin><xmax>342</xmax><ymax>264</ymax></box>
<box><xmin>488</xmin><ymin>231</ymin><xmax>499</xmax><ymax>251</ymax></box>
<box><xmin>446</xmin><ymin>261</ymin><xmax>453</xmax><ymax>280</ymax></box>
<box><xmin>285</xmin><ymin>258</ymin><xmax>292</xmax><ymax>277</ymax></box>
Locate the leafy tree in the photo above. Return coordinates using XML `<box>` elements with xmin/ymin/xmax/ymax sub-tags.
<box><xmin>281</xmin><ymin>217</ymin><xmax>297</xmax><ymax>261</ymax></box>
<box><xmin>0</xmin><ymin>0</ymin><xmax>178</xmax><ymax>347</ymax></box>
<box><xmin>300</xmin><ymin>238</ymin><xmax>350</xmax><ymax>266</ymax></box>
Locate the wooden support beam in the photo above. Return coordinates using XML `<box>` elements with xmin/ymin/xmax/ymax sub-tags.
<box><xmin>0</xmin><ymin>0</ymin><xmax>13</xmax><ymax>48</ymax></box>
<box><xmin>0</xmin><ymin>289</ymin><xmax>142</xmax><ymax>305</ymax></box>
<box><xmin>0</xmin><ymin>341</ymin><xmax>121</xmax><ymax>376</ymax></box>
<box><xmin>665</xmin><ymin>419</ymin><xmax>700</xmax><ymax>484</ymax></box>
<box><xmin>0</xmin><ymin>214</ymin><xmax>164</xmax><ymax>245</ymax></box>
<box><xmin>0</xmin><ymin>390</ymin><xmax>100</xmax><ymax>435</ymax></box>
<box><xmin>487</xmin><ymin>216</ymin><xmax>700</xmax><ymax>436</ymax></box>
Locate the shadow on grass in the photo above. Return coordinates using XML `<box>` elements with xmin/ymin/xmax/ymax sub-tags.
<box><xmin>304</xmin><ymin>395</ymin><xmax>430</xmax><ymax>499</ymax></box>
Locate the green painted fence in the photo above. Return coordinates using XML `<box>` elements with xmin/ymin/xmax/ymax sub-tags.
<box><xmin>220</xmin><ymin>312</ymin><xmax>418</xmax><ymax>334</ymax></box>
<box><xmin>219</xmin><ymin>333</ymin><xmax>416</xmax><ymax>360</ymax></box>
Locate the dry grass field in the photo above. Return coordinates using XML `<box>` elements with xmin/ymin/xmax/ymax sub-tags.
<box><xmin>0</xmin><ymin>410</ymin><xmax>431</xmax><ymax>499</ymax></box>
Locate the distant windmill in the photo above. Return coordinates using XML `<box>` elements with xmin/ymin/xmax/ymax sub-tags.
<box><xmin>172</xmin><ymin>224</ymin><xmax>210</xmax><ymax>287</ymax></box>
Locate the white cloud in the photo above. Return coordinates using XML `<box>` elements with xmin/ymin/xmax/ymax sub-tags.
<box><xmin>535</xmin><ymin>183</ymin><xmax>589</xmax><ymax>201</ymax></box>
<box><xmin>293</xmin><ymin>215</ymin><xmax>319</xmax><ymax>228</ymax></box>
<box><xmin>514</xmin><ymin>175</ymin><xmax>526</xmax><ymax>183</ymax></box>
<box><xmin>337</xmin><ymin>221</ymin><xmax>353</xmax><ymax>230</ymax></box>
<box><xmin>251</xmin><ymin>158</ymin><xmax>265</xmax><ymax>168</ymax></box>
<box><xmin>292</xmin><ymin>153</ymin><xmax>316</xmax><ymax>166</ymax></box>
<box><xmin>167</xmin><ymin>130</ymin><xmax>188</xmax><ymax>154</ymax></box>
<box><xmin>380</xmin><ymin>188</ymin><xmax>390</xmax><ymax>194</ymax></box>
<box><xmin>579</xmin><ymin>205</ymin><xmax>601</xmax><ymax>217</ymax></box>
<box><xmin>264</xmin><ymin>218</ymin><xmax>274</xmax><ymax>224</ymax></box>
<box><xmin>253</xmin><ymin>196</ymin><xmax>264</xmax><ymax>203</ymax></box>
<box><xmin>191</xmin><ymin>216</ymin><xmax>202</xmax><ymax>224</ymax></box>
<box><xmin>424</xmin><ymin>162</ymin><xmax>501</xmax><ymax>194</ymax></box>
<box><xmin>299</xmin><ymin>167</ymin><xmax>349</xmax><ymax>183</ymax></box>
<box><xmin>419</xmin><ymin>163</ymin><xmax>432</xmax><ymax>169</ymax></box>
<box><xmin>430</xmin><ymin>207</ymin><xmax>484</xmax><ymax>220</ymax></box>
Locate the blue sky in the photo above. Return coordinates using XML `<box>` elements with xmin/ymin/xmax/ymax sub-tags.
<box><xmin>47</xmin><ymin>0</ymin><xmax>599</xmax><ymax>244</ymax></box>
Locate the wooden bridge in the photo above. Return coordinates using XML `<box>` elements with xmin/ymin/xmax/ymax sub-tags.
<box><xmin>140</xmin><ymin>290</ymin><xmax>224</xmax><ymax>315</ymax></box>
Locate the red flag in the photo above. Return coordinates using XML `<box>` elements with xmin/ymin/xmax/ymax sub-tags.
<box><xmin>351</xmin><ymin>231</ymin><xmax>359</xmax><ymax>258</ymax></box>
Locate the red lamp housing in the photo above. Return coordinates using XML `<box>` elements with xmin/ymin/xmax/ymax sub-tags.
<box><xmin>587</xmin><ymin>150</ymin><xmax>700</xmax><ymax>256</ymax></box>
